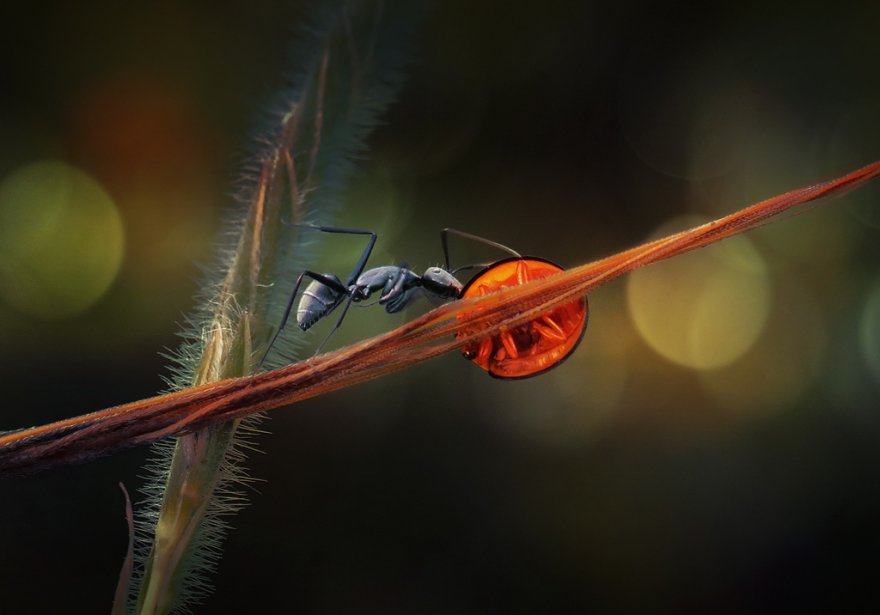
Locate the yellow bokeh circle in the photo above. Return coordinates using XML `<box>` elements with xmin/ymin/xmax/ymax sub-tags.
<box><xmin>0</xmin><ymin>161</ymin><xmax>124</xmax><ymax>319</ymax></box>
<box><xmin>626</xmin><ymin>216</ymin><xmax>772</xmax><ymax>370</ymax></box>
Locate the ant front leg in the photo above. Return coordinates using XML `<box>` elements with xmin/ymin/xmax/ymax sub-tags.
<box><xmin>259</xmin><ymin>270</ymin><xmax>348</xmax><ymax>368</ymax></box>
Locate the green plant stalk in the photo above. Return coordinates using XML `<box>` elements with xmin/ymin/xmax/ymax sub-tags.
<box><xmin>136</xmin><ymin>314</ymin><xmax>253</xmax><ymax>613</ymax></box>
<box><xmin>125</xmin><ymin>2</ymin><xmax>418</xmax><ymax>612</ymax></box>
<box><xmin>136</xmin><ymin>423</ymin><xmax>237</xmax><ymax>614</ymax></box>
<box><xmin>131</xmin><ymin>121</ymin><xmax>267</xmax><ymax>606</ymax></box>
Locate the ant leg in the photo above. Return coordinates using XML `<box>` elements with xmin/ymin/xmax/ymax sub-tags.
<box><xmin>259</xmin><ymin>270</ymin><xmax>348</xmax><ymax>368</ymax></box>
<box><xmin>261</xmin><ymin>226</ymin><xmax>378</xmax><ymax>368</ymax></box>
<box><xmin>312</xmin><ymin>294</ymin><xmax>356</xmax><ymax>356</ymax></box>
<box><xmin>440</xmin><ymin>228</ymin><xmax>521</xmax><ymax>271</ymax></box>
<box><xmin>287</xmin><ymin>224</ymin><xmax>377</xmax><ymax>285</ymax></box>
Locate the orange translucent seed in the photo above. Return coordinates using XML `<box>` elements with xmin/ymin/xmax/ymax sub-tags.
<box><xmin>457</xmin><ymin>257</ymin><xmax>589</xmax><ymax>379</ymax></box>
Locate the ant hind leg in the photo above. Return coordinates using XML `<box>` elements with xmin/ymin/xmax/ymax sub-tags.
<box><xmin>258</xmin><ymin>270</ymin><xmax>348</xmax><ymax>369</ymax></box>
<box><xmin>288</xmin><ymin>224</ymin><xmax>378</xmax><ymax>285</ymax></box>
<box><xmin>259</xmin><ymin>225</ymin><xmax>380</xmax><ymax>369</ymax></box>
<box><xmin>312</xmin><ymin>294</ymin><xmax>357</xmax><ymax>356</ymax></box>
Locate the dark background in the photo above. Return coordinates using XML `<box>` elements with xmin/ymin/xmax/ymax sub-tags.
<box><xmin>2</xmin><ymin>1</ymin><xmax>880</xmax><ymax>613</ymax></box>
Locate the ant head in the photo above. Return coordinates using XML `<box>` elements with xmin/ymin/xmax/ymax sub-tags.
<box><xmin>421</xmin><ymin>267</ymin><xmax>463</xmax><ymax>299</ymax></box>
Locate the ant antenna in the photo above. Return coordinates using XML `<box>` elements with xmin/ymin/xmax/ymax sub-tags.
<box><xmin>440</xmin><ymin>228</ymin><xmax>521</xmax><ymax>271</ymax></box>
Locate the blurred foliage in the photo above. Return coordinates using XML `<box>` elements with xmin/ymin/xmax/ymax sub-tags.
<box><xmin>1</xmin><ymin>0</ymin><xmax>879</xmax><ymax>613</ymax></box>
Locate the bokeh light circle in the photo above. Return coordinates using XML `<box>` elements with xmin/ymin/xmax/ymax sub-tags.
<box><xmin>626</xmin><ymin>216</ymin><xmax>772</xmax><ymax>370</ymax></box>
<box><xmin>0</xmin><ymin>161</ymin><xmax>124</xmax><ymax>319</ymax></box>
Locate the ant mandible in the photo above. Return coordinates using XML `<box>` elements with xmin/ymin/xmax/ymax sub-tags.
<box><xmin>260</xmin><ymin>225</ymin><xmax>589</xmax><ymax>379</ymax></box>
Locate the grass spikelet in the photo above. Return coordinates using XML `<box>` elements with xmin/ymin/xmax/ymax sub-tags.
<box><xmin>123</xmin><ymin>2</ymin><xmax>422</xmax><ymax>612</ymax></box>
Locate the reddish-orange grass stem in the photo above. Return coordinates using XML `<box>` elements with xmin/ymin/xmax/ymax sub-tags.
<box><xmin>1</xmin><ymin>160</ymin><xmax>878</xmax><ymax>475</ymax></box>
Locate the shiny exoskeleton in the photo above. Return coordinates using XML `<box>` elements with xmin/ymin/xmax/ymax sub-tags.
<box><xmin>296</xmin><ymin>264</ymin><xmax>462</xmax><ymax>330</ymax></box>
<box><xmin>260</xmin><ymin>225</ymin><xmax>518</xmax><ymax>365</ymax></box>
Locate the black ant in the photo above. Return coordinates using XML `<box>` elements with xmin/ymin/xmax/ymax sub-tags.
<box><xmin>259</xmin><ymin>225</ymin><xmax>520</xmax><ymax>366</ymax></box>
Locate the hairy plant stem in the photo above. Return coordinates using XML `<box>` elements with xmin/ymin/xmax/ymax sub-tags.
<box><xmin>2</xmin><ymin>160</ymin><xmax>878</xmax><ymax>479</ymax></box>
<box><xmin>136</xmin><ymin>314</ymin><xmax>254</xmax><ymax>614</ymax></box>
<box><xmin>135</xmin><ymin>424</ymin><xmax>236</xmax><ymax>614</ymax></box>
<box><xmin>121</xmin><ymin>2</ymin><xmax>420</xmax><ymax>611</ymax></box>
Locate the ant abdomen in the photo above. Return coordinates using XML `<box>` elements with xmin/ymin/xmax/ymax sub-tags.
<box><xmin>297</xmin><ymin>274</ymin><xmax>344</xmax><ymax>331</ymax></box>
